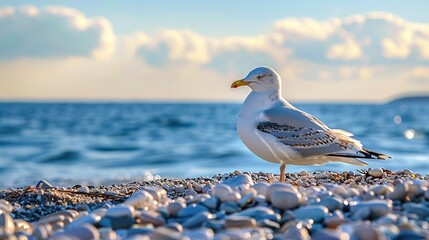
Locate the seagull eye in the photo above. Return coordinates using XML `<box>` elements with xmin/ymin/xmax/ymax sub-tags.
<box><xmin>257</xmin><ymin>74</ymin><xmax>264</xmax><ymax>80</ymax></box>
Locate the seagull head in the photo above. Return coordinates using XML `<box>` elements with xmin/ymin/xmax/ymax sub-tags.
<box><xmin>231</xmin><ymin>66</ymin><xmax>281</xmax><ymax>92</ymax></box>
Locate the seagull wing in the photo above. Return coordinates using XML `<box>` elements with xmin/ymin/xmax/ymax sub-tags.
<box><xmin>258</xmin><ymin>105</ymin><xmax>388</xmax><ymax>162</ymax></box>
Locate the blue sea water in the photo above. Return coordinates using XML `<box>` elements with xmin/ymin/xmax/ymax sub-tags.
<box><xmin>0</xmin><ymin>102</ymin><xmax>428</xmax><ymax>188</ymax></box>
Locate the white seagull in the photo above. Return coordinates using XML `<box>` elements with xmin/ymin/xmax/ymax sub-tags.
<box><xmin>231</xmin><ymin>67</ymin><xmax>390</xmax><ymax>182</ymax></box>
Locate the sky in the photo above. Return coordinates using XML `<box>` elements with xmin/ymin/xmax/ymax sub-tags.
<box><xmin>1</xmin><ymin>1</ymin><xmax>429</xmax><ymax>102</ymax></box>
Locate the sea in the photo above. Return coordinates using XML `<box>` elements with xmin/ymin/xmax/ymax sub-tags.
<box><xmin>0</xmin><ymin>102</ymin><xmax>428</xmax><ymax>188</ymax></box>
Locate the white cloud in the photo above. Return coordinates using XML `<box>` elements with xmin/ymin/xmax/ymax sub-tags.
<box><xmin>0</xmin><ymin>6</ymin><xmax>115</xmax><ymax>60</ymax></box>
<box><xmin>133</xmin><ymin>12</ymin><xmax>429</xmax><ymax>69</ymax></box>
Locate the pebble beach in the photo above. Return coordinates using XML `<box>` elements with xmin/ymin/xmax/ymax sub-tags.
<box><xmin>1</xmin><ymin>168</ymin><xmax>429</xmax><ymax>240</ymax></box>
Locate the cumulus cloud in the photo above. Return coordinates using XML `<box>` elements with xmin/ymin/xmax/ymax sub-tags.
<box><xmin>0</xmin><ymin>6</ymin><xmax>115</xmax><ymax>60</ymax></box>
<box><xmin>132</xmin><ymin>12</ymin><xmax>429</xmax><ymax>71</ymax></box>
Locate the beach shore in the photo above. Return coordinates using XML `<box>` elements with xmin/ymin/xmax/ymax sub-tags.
<box><xmin>1</xmin><ymin>169</ymin><xmax>429</xmax><ymax>239</ymax></box>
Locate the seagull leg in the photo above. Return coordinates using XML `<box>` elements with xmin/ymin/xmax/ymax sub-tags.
<box><xmin>279</xmin><ymin>164</ymin><xmax>286</xmax><ymax>182</ymax></box>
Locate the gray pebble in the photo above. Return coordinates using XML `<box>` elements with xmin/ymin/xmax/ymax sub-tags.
<box><xmin>224</xmin><ymin>216</ymin><xmax>256</xmax><ymax>228</ymax></box>
<box><xmin>224</xmin><ymin>174</ymin><xmax>254</xmax><ymax>188</ymax></box>
<box><xmin>0</xmin><ymin>213</ymin><xmax>15</xmax><ymax>235</ymax></box>
<box><xmin>270</xmin><ymin>189</ymin><xmax>301</xmax><ymax>210</ymax></box>
<box><xmin>182</xmin><ymin>211</ymin><xmax>212</xmax><ymax>228</ymax></box>
<box><xmin>293</xmin><ymin>205</ymin><xmax>328</xmax><ymax>222</ymax></box>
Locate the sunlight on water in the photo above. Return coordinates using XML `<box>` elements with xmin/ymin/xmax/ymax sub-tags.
<box><xmin>404</xmin><ymin>129</ymin><xmax>416</xmax><ymax>140</ymax></box>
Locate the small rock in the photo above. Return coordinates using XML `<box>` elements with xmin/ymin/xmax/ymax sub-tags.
<box><xmin>182</xmin><ymin>211</ymin><xmax>212</xmax><ymax>229</ymax></box>
<box><xmin>283</xmin><ymin>224</ymin><xmax>310</xmax><ymax>240</ymax></box>
<box><xmin>125</xmin><ymin>191</ymin><xmax>154</xmax><ymax>208</ymax></box>
<box><xmin>368</xmin><ymin>168</ymin><xmax>384</xmax><ymax>178</ymax></box>
<box><xmin>63</xmin><ymin>224</ymin><xmax>100</xmax><ymax>240</ymax></box>
<box><xmin>137</xmin><ymin>211</ymin><xmax>165</xmax><ymax>227</ymax></box>
<box><xmin>224</xmin><ymin>216</ymin><xmax>256</xmax><ymax>228</ymax></box>
<box><xmin>253</xmin><ymin>182</ymin><xmax>270</xmax><ymax>196</ymax></box>
<box><xmin>351</xmin><ymin>200</ymin><xmax>392</xmax><ymax>219</ymax></box>
<box><xmin>0</xmin><ymin>213</ymin><xmax>15</xmax><ymax>235</ymax></box>
<box><xmin>212</xmin><ymin>184</ymin><xmax>232</xmax><ymax>199</ymax></box>
<box><xmin>177</xmin><ymin>204</ymin><xmax>208</xmax><ymax>218</ymax></box>
<box><xmin>387</xmin><ymin>182</ymin><xmax>409</xmax><ymax>201</ymax></box>
<box><xmin>352</xmin><ymin>226</ymin><xmax>386</xmax><ymax>240</ymax></box>
<box><xmin>151</xmin><ymin>227</ymin><xmax>188</xmax><ymax>240</ymax></box>
<box><xmin>0</xmin><ymin>200</ymin><xmax>13</xmax><ymax>213</ymax></box>
<box><xmin>234</xmin><ymin>206</ymin><xmax>274</xmax><ymax>218</ymax></box>
<box><xmin>266</xmin><ymin>183</ymin><xmax>297</xmax><ymax>202</ymax></box>
<box><xmin>167</xmin><ymin>201</ymin><xmax>186</xmax><ymax>216</ymax></box>
<box><xmin>293</xmin><ymin>206</ymin><xmax>328</xmax><ymax>222</ymax></box>
<box><xmin>79</xmin><ymin>186</ymin><xmax>90</xmax><ymax>193</ymax></box>
<box><xmin>224</xmin><ymin>174</ymin><xmax>254</xmax><ymax>188</ymax></box>
<box><xmin>270</xmin><ymin>189</ymin><xmax>301</xmax><ymax>210</ymax></box>
<box><xmin>183</xmin><ymin>228</ymin><xmax>214</xmax><ymax>239</ymax></box>
<box><xmin>105</xmin><ymin>205</ymin><xmax>135</xmax><ymax>218</ymax></box>
<box><xmin>319</xmin><ymin>196</ymin><xmax>344</xmax><ymax>212</ymax></box>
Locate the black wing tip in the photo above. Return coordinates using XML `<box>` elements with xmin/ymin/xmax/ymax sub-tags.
<box><xmin>361</xmin><ymin>148</ymin><xmax>391</xmax><ymax>160</ymax></box>
<box><xmin>327</xmin><ymin>148</ymin><xmax>391</xmax><ymax>160</ymax></box>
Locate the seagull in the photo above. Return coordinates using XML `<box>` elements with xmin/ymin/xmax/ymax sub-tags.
<box><xmin>231</xmin><ymin>67</ymin><xmax>390</xmax><ymax>182</ymax></box>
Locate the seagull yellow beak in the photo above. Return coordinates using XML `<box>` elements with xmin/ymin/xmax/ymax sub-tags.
<box><xmin>231</xmin><ymin>79</ymin><xmax>249</xmax><ymax>88</ymax></box>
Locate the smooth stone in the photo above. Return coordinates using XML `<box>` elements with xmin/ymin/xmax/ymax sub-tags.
<box><xmin>35</xmin><ymin>179</ymin><xmax>53</xmax><ymax>189</ymax></box>
<box><xmin>201</xmin><ymin>197</ymin><xmax>218</xmax><ymax>210</ymax></box>
<box><xmin>184</xmin><ymin>189</ymin><xmax>197</xmax><ymax>197</ymax></box>
<box><xmin>224</xmin><ymin>216</ymin><xmax>256</xmax><ymax>228</ymax></box>
<box><xmin>33</xmin><ymin>224</ymin><xmax>52</xmax><ymax>240</ymax></box>
<box><xmin>220</xmin><ymin>202</ymin><xmax>240</xmax><ymax>214</ymax></box>
<box><xmin>105</xmin><ymin>205</ymin><xmax>135</xmax><ymax>218</ymax></box>
<box><xmin>403</xmin><ymin>169</ymin><xmax>414</xmax><ymax>175</ymax></box>
<box><xmin>319</xmin><ymin>196</ymin><xmax>344</xmax><ymax>212</ymax></box>
<box><xmin>63</xmin><ymin>224</ymin><xmax>100</xmax><ymax>240</ymax></box>
<box><xmin>293</xmin><ymin>206</ymin><xmax>328</xmax><ymax>222</ymax></box>
<box><xmin>404</xmin><ymin>204</ymin><xmax>429</xmax><ymax>218</ymax></box>
<box><xmin>151</xmin><ymin>227</ymin><xmax>189</xmax><ymax>240</ymax></box>
<box><xmin>332</xmin><ymin>185</ymin><xmax>349</xmax><ymax>198</ymax></box>
<box><xmin>142</xmin><ymin>187</ymin><xmax>167</xmax><ymax>202</ymax></box>
<box><xmin>212</xmin><ymin>184</ymin><xmax>232</xmax><ymax>199</ymax></box>
<box><xmin>312</xmin><ymin>229</ymin><xmax>350</xmax><ymax>240</ymax></box>
<box><xmin>351</xmin><ymin>200</ymin><xmax>392</xmax><ymax>218</ymax></box>
<box><xmin>224</xmin><ymin>174</ymin><xmax>254</xmax><ymax>188</ymax></box>
<box><xmin>165</xmin><ymin>222</ymin><xmax>183</xmax><ymax>232</ymax></box>
<box><xmin>259</xmin><ymin>219</ymin><xmax>280</xmax><ymax>229</ymax></box>
<box><xmin>387</xmin><ymin>182</ymin><xmax>408</xmax><ymax>201</ymax></box>
<box><xmin>352</xmin><ymin>226</ymin><xmax>386</xmax><ymax>240</ymax></box>
<box><xmin>221</xmin><ymin>192</ymin><xmax>241</xmax><ymax>202</ymax></box>
<box><xmin>372</xmin><ymin>185</ymin><xmax>394</xmax><ymax>196</ymax></box>
<box><xmin>369</xmin><ymin>168</ymin><xmax>384</xmax><ymax>178</ymax></box>
<box><xmin>0</xmin><ymin>213</ymin><xmax>15</xmax><ymax>235</ymax></box>
<box><xmin>238</xmin><ymin>192</ymin><xmax>255</xmax><ymax>207</ymax></box>
<box><xmin>271</xmin><ymin>189</ymin><xmax>301</xmax><ymax>210</ymax></box>
<box><xmin>183</xmin><ymin>228</ymin><xmax>214</xmax><ymax>240</ymax></box>
<box><xmin>125</xmin><ymin>190</ymin><xmax>154</xmax><ymax>208</ymax></box>
<box><xmin>283</xmin><ymin>224</ymin><xmax>310</xmax><ymax>240</ymax></box>
<box><xmin>79</xmin><ymin>186</ymin><xmax>90</xmax><ymax>193</ymax></box>
<box><xmin>125</xmin><ymin>234</ymin><xmax>151</xmax><ymax>240</ymax></box>
<box><xmin>351</xmin><ymin>206</ymin><xmax>371</xmax><ymax>220</ymax></box>
<box><xmin>202</xmin><ymin>184</ymin><xmax>213</xmax><ymax>194</ymax></box>
<box><xmin>126</xmin><ymin>226</ymin><xmax>154</xmax><ymax>236</ymax></box>
<box><xmin>99</xmin><ymin>228</ymin><xmax>117</xmax><ymax>240</ymax></box>
<box><xmin>14</xmin><ymin>220</ymin><xmax>32</xmax><ymax>234</ymax></box>
<box><xmin>177</xmin><ymin>204</ymin><xmax>208</xmax><ymax>218</ymax></box>
<box><xmin>394</xmin><ymin>230</ymin><xmax>427</xmax><ymax>240</ymax></box>
<box><xmin>234</xmin><ymin>206</ymin><xmax>275</xmax><ymax>218</ymax></box>
<box><xmin>266</xmin><ymin>183</ymin><xmax>297</xmax><ymax>202</ymax></box>
<box><xmin>108</xmin><ymin>215</ymin><xmax>136</xmax><ymax>230</ymax></box>
<box><xmin>0</xmin><ymin>200</ymin><xmax>13</xmax><ymax>213</ymax></box>
<box><xmin>253</xmin><ymin>182</ymin><xmax>270</xmax><ymax>196</ymax></box>
<box><xmin>67</xmin><ymin>214</ymin><xmax>101</xmax><ymax>228</ymax></box>
<box><xmin>182</xmin><ymin>212</ymin><xmax>212</xmax><ymax>229</ymax></box>
<box><xmin>137</xmin><ymin>211</ymin><xmax>165</xmax><ymax>227</ymax></box>
<box><xmin>167</xmin><ymin>202</ymin><xmax>186</xmax><ymax>217</ymax></box>
<box><xmin>325</xmin><ymin>217</ymin><xmax>349</xmax><ymax>229</ymax></box>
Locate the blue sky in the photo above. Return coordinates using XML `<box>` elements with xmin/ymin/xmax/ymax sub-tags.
<box><xmin>1</xmin><ymin>1</ymin><xmax>429</xmax><ymax>101</ymax></box>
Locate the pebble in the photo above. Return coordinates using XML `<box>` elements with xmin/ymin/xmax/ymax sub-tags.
<box><xmin>182</xmin><ymin>211</ymin><xmax>212</xmax><ymax>228</ymax></box>
<box><xmin>177</xmin><ymin>204</ymin><xmax>208</xmax><ymax>218</ymax></box>
<box><xmin>137</xmin><ymin>211</ymin><xmax>165</xmax><ymax>227</ymax></box>
<box><xmin>224</xmin><ymin>174</ymin><xmax>254</xmax><ymax>188</ymax></box>
<box><xmin>212</xmin><ymin>184</ymin><xmax>232</xmax><ymax>199</ymax></box>
<box><xmin>369</xmin><ymin>168</ymin><xmax>384</xmax><ymax>178</ymax></box>
<box><xmin>0</xmin><ymin>200</ymin><xmax>13</xmax><ymax>213</ymax></box>
<box><xmin>0</xmin><ymin>213</ymin><xmax>15</xmax><ymax>235</ymax></box>
<box><xmin>270</xmin><ymin>189</ymin><xmax>301</xmax><ymax>210</ymax></box>
<box><xmin>350</xmin><ymin>200</ymin><xmax>392</xmax><ymax>219</ymax></box>
<box><xmin>167</xmin><ymin>201</ymin><xmax>186</xmax><ymax>216</ymax></box>
<box><xmin>224</xmin><ymin>216</ymin><xmax>256</xmax><ymax>228</ymax></box>
<box><xmin>293</xmin><ymin>205</ymin><xmax>328</xmax><ymax>222</ymax></box>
